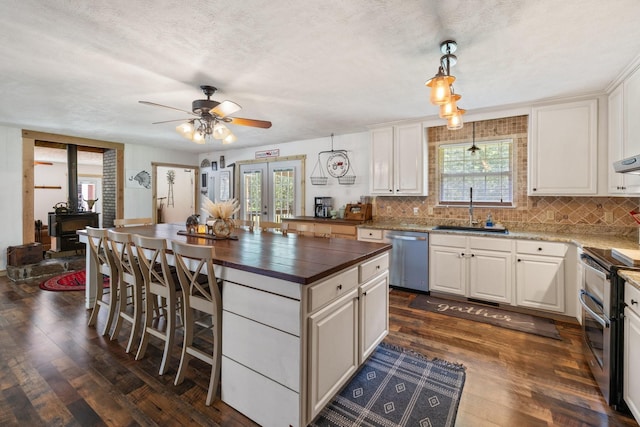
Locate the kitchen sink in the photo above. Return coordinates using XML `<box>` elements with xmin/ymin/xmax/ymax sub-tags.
<box><xmin>432</xmin><ymin>225</ymin><xmax>509</xmax><ymax>234</ymax></box>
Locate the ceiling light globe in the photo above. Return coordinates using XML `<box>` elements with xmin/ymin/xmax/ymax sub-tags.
<box><xmin>426</xmin><ymin>71</ymin><xmax>455</xmax><ymax>105</ymax></box>
<box><xmin>446</xmin><ymin>108</ymin><xmax>466</xmax><ymax>130</ymax></box>
<box><xmin>439</xmin><ymin>94</ymin><xmax>461</xmax><ymax>118</ymax></box>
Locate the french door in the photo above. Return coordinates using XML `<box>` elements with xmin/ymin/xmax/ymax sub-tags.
<box><xmin>239</xmin><ymin>159</ymin><xmax>302</xmax><ymax>224</ymax></box>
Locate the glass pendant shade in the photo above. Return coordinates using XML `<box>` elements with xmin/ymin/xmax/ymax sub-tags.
<box><xmin>176</xmin><ymin>121</ymin><xmax>195</xmax><ymax>140</ymax></box>
<box><xmin>439</xmin><ymin>93</ymin><xmax>461</xmax><ymax>118</ymax></box>
<box><xmin>192</xmin><ymin>130</ymin><xmax>206</xmax><ymax>144</ymax></box>
<box><xmin>426</xmin><ymin>68</ymin><xmax>455</xmax><ymax>105</ymax></box>
<box><xmin>447</xmin><ymin>108</ymin><xmax>466</xmax><ymax>130</ymax></box>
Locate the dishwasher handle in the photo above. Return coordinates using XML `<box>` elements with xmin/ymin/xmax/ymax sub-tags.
<box><xmin>386</xmin><ymin>234</ymin><xmax>427</xmax><ymax>241</ymax></box>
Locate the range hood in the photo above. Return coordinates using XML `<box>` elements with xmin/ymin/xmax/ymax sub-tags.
<box><xmin>614</xmin><ymin>154</ymin><xmax>640</xmax><ymax>174</ymax></box>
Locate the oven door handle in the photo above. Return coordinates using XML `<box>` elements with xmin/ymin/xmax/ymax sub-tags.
<box><xmin>579</xmin><ymin>289</ymin><xmax>610</xmax><ymax>328</ymax></box>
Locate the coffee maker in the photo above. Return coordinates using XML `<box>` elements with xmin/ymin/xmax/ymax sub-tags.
<box><xmin>314</xmin><ymin>197</ymin><xmax>333</xmax><ymax>218</ymax></box>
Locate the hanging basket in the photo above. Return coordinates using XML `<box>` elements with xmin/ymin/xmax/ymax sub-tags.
<box><xmin>338</xmin><ymin>175</ymin><xmax>356</xmax><ymax>185</ymax></box>
<box><xmin>310</xmin><ymin>154</ymin><xmax>328</xmax><ymax>185</ymax></box>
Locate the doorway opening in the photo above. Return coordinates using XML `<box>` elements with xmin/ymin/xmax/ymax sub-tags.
<box><xmin>152</xmin><ymin>163</ymin><xmax>198</xmax><ymax>224</ymax></box>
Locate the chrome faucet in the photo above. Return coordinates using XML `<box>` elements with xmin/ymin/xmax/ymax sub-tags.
<box><xmin>469</xmin><ymin>187</ymin><xmax>475</xmax><ymax>226</ymax></box>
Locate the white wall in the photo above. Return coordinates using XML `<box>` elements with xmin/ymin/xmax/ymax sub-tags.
<box><xmin>0</xmin><ymin>126</ymin><xmax>25</xmax><ymax>271</ymax></box>
<box><xmin>199</xmin><ymin>131</ymin><xmax>371</xmax><ymax>216</ymax></box>
<box><xmin>156</xmin><ymin>166</ymin><xmax>196</xmax><ymax>224</ymax></box>
<box><xmin>123</xmin><ymin>144</ymin><xmax>199</xmax><ymax>219</ymax></box>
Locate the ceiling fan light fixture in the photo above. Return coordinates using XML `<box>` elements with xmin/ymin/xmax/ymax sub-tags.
<box><xmin>222</xmin><ymin>133</ymin><xmax>237</xmax><ymax>144</ymax></box>
<box><xmin>213</xmin><ymin>122</ymin><xmax>231</xmax><ymax>139</ymax></box>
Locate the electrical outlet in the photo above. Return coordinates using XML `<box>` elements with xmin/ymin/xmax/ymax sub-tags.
<box><xmin>413</xmin><ymin>207</ymin><xmax>419</xmax><ymax>216</ymax></box>
<box><xmin>428</xmin><ymin>206</ymin><xmax>434</xmax><ymax>215</ymax></box>
<box><xmin>546</xmin><ymin>210</ymin><xmax>554</xmax><ymax>220</ymax></box>
<box><xmin>605</xmin><ymin>212</ymin><xmax>613</xmax><ymax>223</ymax></box>
<box><xmin>386</xmin><ymin>205</ymin><xmax>392</xmax><ymax>214</ymax></box>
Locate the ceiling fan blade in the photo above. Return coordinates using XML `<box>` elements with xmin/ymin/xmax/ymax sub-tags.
<box><xmin>139</xmin><ymin>100</ymin><xmax>197</xmax><ymax>116</ymax></box>
<box><xmin>152</xmin><ymin>118</ymin><xmax>196</xmax><ymax>124</ymax></box>
<box><xmin>212</xmin><ymin>100</ymin><xmax>242</xmax><ymax>118</ymax></box>
<box><xmin>227</xmin><ymin>117</ymin><xmax>272</xmax><ymax>129</ymax></box>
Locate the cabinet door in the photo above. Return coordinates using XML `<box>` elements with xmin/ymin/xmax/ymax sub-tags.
<box><xmin>469</xmin><ymin>249</ymin><xmax>512</xmax><ymax>304</ymax></box>
<box><xmin>359</xmin><ymin>272</ymin><xmax>389</xmax><ymax>363</ymax></box>
<box><xmin>429</xmin><ymin>244</ymin><xmax>466</xmax><ymax>296</ymax></box>
<box><xmin>394</xmin><ymin>122</ymin><xmax>426</xmax><ymax>195</ymax></box>
<box><xmin>529</xmin><ymin>99</ymin><xmax>598</xmax><ymax>195</ymax></box>
<box><xmin>515</xmin><ymin>255</ymin><xmax>565</xmax><ymax>312</ymax></box>
<box><xmin>308</xmin><ymin>289</ymin><xmax>359</xmax><ymax>419</ymax></box>
<box><xmin>625</xmin><ymin>66</ymin><xmax>640</xmax><ymax>159</ymax></box>
<box><xmin>370</xmin><ymin>127</ymin><xmax>394</xmax><ymax>195</ymax></box>
<box><xmin>625</xmin><ymin>305</ymin><xmax>640</xmax><ymax>421</ymax></box>
<box><xmin>609</xmin><ymin>82</ymin><xmax>640</xmax><ymax>195</ymax></box>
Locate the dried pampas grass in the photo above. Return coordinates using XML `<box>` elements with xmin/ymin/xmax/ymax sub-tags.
<box><xmin>202</xmin><ymin>197</ymin><xmax>240</xmax><ymax>219</ymax></box>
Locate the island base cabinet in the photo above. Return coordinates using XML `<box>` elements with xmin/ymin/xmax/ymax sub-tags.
<box><xmin>221</xmin><ymin>356</ymin><xmax>300</xmax><ymax>427</ymax></box>
<box><xmin>624</xmin><ymin>283</ymin><xmax>640</xmax><ymax>422</ymax></box>
<box><xmin>359</xmin><ymin>272</ymin><xmax>389</xmax><ymax>363</ymax></box>
<box><xmin>308</xmin><ymin>289</ymin><xmax>359</xmax><ymax>420</ymax></box>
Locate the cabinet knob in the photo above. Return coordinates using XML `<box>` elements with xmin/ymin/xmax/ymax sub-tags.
<box><xmin>389</xmin><ymin>189</ymin><xmax>393</xmax><ymax>192</ymax></box>
<box><xmin>471</xmin><ymin>254</ymin><xmax>475</xmax><ymax>257</ymax></box>
<box><xmin>533</xmin><ymin>188</ymin><xmax>537</xmax><ymax>191</ymax></box>
<box><xmin>337</xmin><ymin>284</ymin><xmax>342</xmax><ymax>290</ymax></box>
<box><xmin>538</xmin><ymin>247</ymin><xmax>543</xmax><ymax>251</ymax></box>
<box><xmin>517</xmin><ymin>258</ymin><xmax>522</xmax><ymax>262</ymax></box>
<box><xmin>632</xmin><ymin>299</ymin><xmax>638</xmax><ymax>305</ymax></box>
<box><xmin>376</xmin><ymin>265</ymin><xmax>380</xmax><ymax>269</ymax></box>
<box><xmin>461</xmin><ymin>252</ymin><xmax>465</xmax><ymax>257</ymax></box>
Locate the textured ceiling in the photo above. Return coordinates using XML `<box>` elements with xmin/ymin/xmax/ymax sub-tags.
<box><xmin>2</xmin><ymin>0</ymin><xmax>640</xmax><ymax>154</ymax></box>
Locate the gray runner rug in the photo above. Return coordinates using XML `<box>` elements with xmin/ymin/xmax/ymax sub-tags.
<box><xmin>409</xmin><ymin>294</ymin><xmax>561</xmax><ymax>340</ymax></box>
<box><xmin>310</xmin><ymin>342</ymin><xmax>465</xmax><ymax>427</ymax></box>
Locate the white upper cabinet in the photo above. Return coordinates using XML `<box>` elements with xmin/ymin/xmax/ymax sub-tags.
<box><xmin>609</xmin><ymin>66</ymin><xmax>640</xmax><ymax>195</ymax></box>
<box><xmin>528</xmin><ymin>99</ymin><xmax>598</xmax><ymax>195</ymax></box>
<box><xmin>370</xmin><ymin>122</ymin><xmax>427</xmax><ymax>196</ymax></box>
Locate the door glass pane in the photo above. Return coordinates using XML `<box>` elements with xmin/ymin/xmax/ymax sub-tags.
<box><xmin>242</xmin><ymin>170</ymin><xmax>262</xmax><ymax>223</ymax></box>
<box><xmin>273</xmin><ymin>167</ymin><xmax>295</xmax><ymax>222</ymax></box>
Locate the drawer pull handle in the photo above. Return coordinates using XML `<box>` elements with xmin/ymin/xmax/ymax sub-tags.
<box><xmin>337</xmin><ymin>284</ymin><xmax>342</xmax><ymax>290</ymax></box>
<box><xmin>632</xmin><ymin>299</ymin><xmax>638</xmax><ymax>306</ymax></box>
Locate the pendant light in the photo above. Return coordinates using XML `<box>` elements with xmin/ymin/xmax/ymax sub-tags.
<box><xmin>468</xmin><ymin>121</ymin><xmax>480</xmax><ymax>154</ymax></box>
<box><xmin>426</xmin><ymin>40</ymin><xmax>467</xmax><ymax>129</ymax></box>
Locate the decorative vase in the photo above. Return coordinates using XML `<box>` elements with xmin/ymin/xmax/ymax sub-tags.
<box><xmin>212</xmin><ymin>218</ymin><xmax>234</xmax><ymax>238</ymax></box>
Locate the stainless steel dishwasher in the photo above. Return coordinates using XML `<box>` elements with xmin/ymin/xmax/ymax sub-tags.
<box><xmin>385</xmin><ymin>230</ymin><xmax>429</xmax><ymax>292</ymax></box>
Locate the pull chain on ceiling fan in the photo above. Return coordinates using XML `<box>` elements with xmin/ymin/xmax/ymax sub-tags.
<box><xmin>139</xmin><ymin>85</ymin><xmax>272</xmax><ymax>145</ymax></box>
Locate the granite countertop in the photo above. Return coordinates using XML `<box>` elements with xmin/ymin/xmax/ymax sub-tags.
<box><xmin>618</xmin><ymin>270</ymin><xmax>640</xmax><ymax>291</ymax></box>
<box><xmin>358</xmin><ymin>221</ymin><xmax>639</xmax><ymax>251</ymax></box>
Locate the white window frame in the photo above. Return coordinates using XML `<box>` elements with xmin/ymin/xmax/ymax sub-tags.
<box><xmin>438</xmin><ymin>138</ymin><xmax>514</xmax><ymax>206</ymax></box>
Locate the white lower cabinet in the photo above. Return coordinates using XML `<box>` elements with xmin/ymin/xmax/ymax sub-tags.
<box><xmin>429</xmin><ymin>234</ymin><xmax>513</xmax><ymax>304</ymax></box>
<box><xmin>308</xmin><ymin>288</ymin><xmax>359</xmax><ymax>418</ymax></box>
<box><xmin>624</xmin><ymin>282</ymin><xmax>640</xmax><ymax>422</ymax></box>
<box><xmin>307</xmin><ymin>253</ymin><xmax>389</xmax><ymax>422</ymax></box>
<box><xmin>515</xmin><ymin>241</ymin><xmax>567</xmax><ymax>313</ymax></box>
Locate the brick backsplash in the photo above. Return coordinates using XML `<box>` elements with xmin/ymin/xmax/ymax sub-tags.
<box><xmin>373</xmin><ymin>115</ymin><xmax>640</xmax><ymax>237</ymax></box>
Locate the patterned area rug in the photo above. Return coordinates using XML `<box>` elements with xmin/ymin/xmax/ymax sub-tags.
<box><xmin>409</xmin><ymin>295</ymin><xmax>561</xmax><ymax>340</ymax></box>
<box><xmin>310</xmin><ymin>342</ymin><xmax>465</xmax><ymax>427</ymax></box>
<box><xmin>39</xmin><ymin>270</ymin><xmax>109</xmax><ymax>292</ymax></box>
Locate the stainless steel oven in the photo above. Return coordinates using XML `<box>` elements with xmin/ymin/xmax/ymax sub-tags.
<box><xmin>580</xmin><ymin>253</ymin><xmax>613</xmax><ymax>403</ymax></box>
<box><xmin>579</xmin><ymin>247</ymin><xmax>640</xmax><ymax>411</ymax></box>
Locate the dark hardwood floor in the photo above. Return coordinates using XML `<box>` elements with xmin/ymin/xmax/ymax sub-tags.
<box><xmin>0</xmin><ymin>275</ymin><xmax>637</xmax><ymax>426</ymax></box>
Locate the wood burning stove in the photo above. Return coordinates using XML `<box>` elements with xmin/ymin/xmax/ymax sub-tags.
<box><xmin>48</xmin><ymin>212</ymin><xmax>99</xmax><ymax>252</ymax></box>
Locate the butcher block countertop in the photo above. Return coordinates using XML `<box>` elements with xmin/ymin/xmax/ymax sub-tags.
<box><xmin>78</xmin><ymin>223</ymin><xmax>390</xmax><ymax>285</ymax></box>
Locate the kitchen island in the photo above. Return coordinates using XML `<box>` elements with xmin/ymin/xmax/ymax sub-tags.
<box><xmin>78</xmin><ymin>223</ymin><xmax>391</xmax><ymax>427</ymax></box>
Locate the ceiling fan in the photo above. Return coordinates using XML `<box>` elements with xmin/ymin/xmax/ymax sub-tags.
<box><xmin>139</xmin><ymin>85</ymin><xmax>272</xmax><ymax>145</ymax></box>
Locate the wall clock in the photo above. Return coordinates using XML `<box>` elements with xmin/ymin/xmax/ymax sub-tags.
<box><xmin>326</xmin><ymin>152</ymin><xmax>350</xmax><ymax>178</ymax></box>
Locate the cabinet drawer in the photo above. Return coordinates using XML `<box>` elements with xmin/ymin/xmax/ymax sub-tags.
<box><xmin>626</xmin><ymin>282</ymin><xmax>640</xmax><ymax>317</ymax></box>
<box><xmin>516</xmin><ymin>240</ymin><xmax>567</xmax><ymax>257</ymax></box>
<box><xmin>359</xmin><ymin>253</ymin><xmax>389</xmax><ymax>283</ymax></box>
<box><xmin>430</xmin><ymin>233</ymin><xmax>466</xmax><ymax>247</ymax></box>
<box><xmin>469</xmin><ymin>236</ymin><xmax>512</xmax><ymax>252</ymax></box>
<box><xmin>309</xmin><ymin>267</ymin><xmax>358</xmax><ymax>312</ymax></box>
<box><xmin>358</xmin><ymin>228</ymin><xmax>383</xmax><ymax>241</ymax></box>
